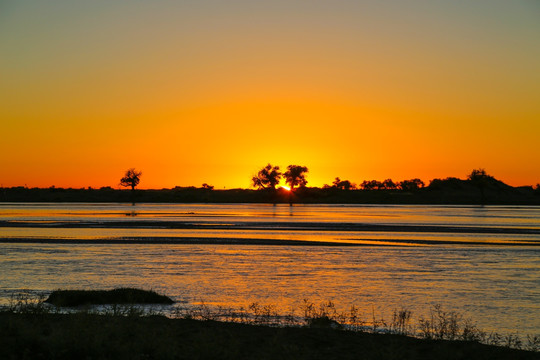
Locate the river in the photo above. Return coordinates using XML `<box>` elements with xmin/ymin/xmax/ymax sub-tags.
<box><xmin>0</xmin><ymin>203</ymin><xmax>538</xmax><ymax>335</ymax></box>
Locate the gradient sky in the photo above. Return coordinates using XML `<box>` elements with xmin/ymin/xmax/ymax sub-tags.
<box><xmin>1</xmin><ymin>0</ymin><xmax>539</xmax><ymax>189</ymax></box>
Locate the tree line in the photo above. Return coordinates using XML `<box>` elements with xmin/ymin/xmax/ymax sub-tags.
<box><xmin>326</xmin><ymin>178</ymin><xmax>425</xmax><ymax>191</ymax></box>
<box><xmin>119</xmin><ymin>165</ymin><xmax>539</xmax><ymax>193</ymax></box>
<box><xmin>2</xmin><ymin>167</ymin><xmax>538</xmax><ymax>204</ymax></box>
<box><xmin>250</xmin><ymin>163</ymin><xmax>426</xmax><ymax>191</ymax></box>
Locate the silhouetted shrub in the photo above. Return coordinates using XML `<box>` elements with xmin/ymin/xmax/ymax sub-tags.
<box><xmin>45</xmin><ymin>288</ymin><xmax>174</xmax><ymax>306</ymax></box>
<box><xmin>399</xmin><ymin>179</ymin><xmax>425</xmax><ymax>191</ymax></box>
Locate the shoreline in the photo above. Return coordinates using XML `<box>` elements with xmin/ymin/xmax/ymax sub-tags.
<box><xmin>1</xmin><ymin>311</ymin><xmax>537</xmax><ymax>359</ymax></box>
<box><xmin>0</xmin><ymin>236</ymin><xmax>538</xmax><ymax>246</ymax></box>
<box><xmin>1</xmin><ymin>184</ymin><xmax>539</xmax><ymax>205</ymax></box>
<box><xmin>2</xmin><ymin>219</ymin><xmax>539</xmax><ymax>235</ymax></box>
<box><xmin>0</xmin><ymin>237</ymin><xmax>364</xmax><ymax>246</ymax></box>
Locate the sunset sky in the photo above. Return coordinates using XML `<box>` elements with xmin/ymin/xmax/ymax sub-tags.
<box><xmin>1</xmin><ymin>1</ymin><xmax>539</xmax><ymax>189</ymax></box>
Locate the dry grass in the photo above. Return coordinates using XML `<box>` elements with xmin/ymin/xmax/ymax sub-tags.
<box><xmin>3</xmin><ymin>291</ymin><xmax>539</xmax><ymax>356</ymax></box>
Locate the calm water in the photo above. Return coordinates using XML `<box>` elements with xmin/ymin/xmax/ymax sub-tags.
<box><xmin>0</xmin><ymin>203</ymin><xmax>539</xmax><ymax>334</ymax></box>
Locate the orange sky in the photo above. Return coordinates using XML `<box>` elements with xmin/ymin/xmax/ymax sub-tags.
<box><xmin>1</xmin><ymin>1</ymin><xmax>539</xmax><ymax>189</ymax></box>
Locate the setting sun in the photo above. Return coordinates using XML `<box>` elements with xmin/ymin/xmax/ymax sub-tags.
<box><xmin>280</xmin><ymin>186</ymin><xmax>291</xmax><ymax>192</ymax></box>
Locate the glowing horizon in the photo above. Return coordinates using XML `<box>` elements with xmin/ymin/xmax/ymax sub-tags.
<box><xmin>1</xmin><ymin>1</ymin><xmax>539</xmax><ymax>189</ymax></box>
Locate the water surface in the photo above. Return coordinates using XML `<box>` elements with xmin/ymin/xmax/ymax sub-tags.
<box><xmin>0</xmin><ymin>203</ymin><xmax>538</xmax><ymax>335</ymax></box>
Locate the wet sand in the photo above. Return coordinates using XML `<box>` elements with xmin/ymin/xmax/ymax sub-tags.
<box><xmin>1</xmin><ymin>218</ymin><xmax>539</xmax><ymax>246</ymax></box>
<box><xmin>2</xmin><ymin>219</ymin><xmax>539</xmax><ymax>234</ymax></box>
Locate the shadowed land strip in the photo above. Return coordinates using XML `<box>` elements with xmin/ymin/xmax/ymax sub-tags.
<box><xmin>1</xmin><ymin>220</ymin><xmax>539</xmax><ymax>235</ymax></box>
<box><xmin>0</xmin><ymin>312</ymin><xmax>537</xmax><ymax>360</ymax></box>
<box><xmin>0</xmin><ymin>237</ymin><xmax>367</xmax><ymax>246</ymax></box>
<box><xmin>0</xmin><ymin>236</ymin><xmax>538</xmax><ymax>246</ymax></box>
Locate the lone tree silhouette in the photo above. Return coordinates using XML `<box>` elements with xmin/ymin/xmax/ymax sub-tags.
<box><xmin>201</xmin><ymin>183</ymin><xmax>214</xmax><ymax>190</ymax></box>
<box><xmin>252</xmin><ymin>164</ymin><xmax>282</xmax><ymax>190</ymax></box>
<box><xmin>467</xmin><ymin>168</ymin><xmax>492</xmax><ymax>204</ymax></box>
<box><xmin>332</xmin><ymin>177</ymin><xmax>355</xmax><ymax>190</ymax></box>
<box><xmin>467</xmin><ymin>168</ymin><xmax>492</xmax><ymax>182</ymax></box>
<box><xmin>120</xmin><ymin>168</ymin><xmax>142</xmax><ymax>191</ymax></box>
<box><xmin>284</xmin><ymin>165</ymin><xmax>308</xmax><ymax>191</ymax></box>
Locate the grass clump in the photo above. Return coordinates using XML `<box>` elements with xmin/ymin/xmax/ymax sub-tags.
<box><xmin>44</xmin><ymin>288</ymin><xmax>174</xmax><ymax>307</ymax></box>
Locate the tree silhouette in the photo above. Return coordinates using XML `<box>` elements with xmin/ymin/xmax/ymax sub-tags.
<box><xmin>332</xmin><ymin>177</ymin><xmax>355</xmax><ymax>190</ymax></box>
<box><xmin>284</xmin><ymin>165</ymin><xmax>308</xmax><ymax>191</ymax></box>
<box><xmin>382</xmin><ymin>179</ymin><xmax>397</xmax><ymax>190</ymax></box>
<box><xmin>399</xmin><ymin>178</ymin><xmax>425</xmax><ymax>191</ymax></box>
<box><xmin>467</xmin><ymin>168</ymin><xmax>492</xmax><ymax>204</ymax></box>
<box><xmin>467</xmin><ymin>168</ymin><xmax>493</xmax><ymax>182</ymax></box>
<box><xmin>251</xmin><ymin>164</ymin><xmax>282</xmax><ymax>190</ymax></box>
<box><xmin>360</xmin><ymin>180</ymin><xmax>383</xmax><ymax>190</ymax></box>
<box><xmin>120</xmin><ymin>168</ymin><xmax>142</xmax><ymax>191</ymax></box>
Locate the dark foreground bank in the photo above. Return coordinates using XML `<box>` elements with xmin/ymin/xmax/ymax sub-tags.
<box><xmin>0</xmin><ymin>312</ymin><xmax>537</xmax><ymax>360</ymax></box>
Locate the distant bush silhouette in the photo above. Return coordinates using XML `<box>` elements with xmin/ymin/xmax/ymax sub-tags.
<box><xmin>120</xmin><ymin>168</ymin><xmax>142</xmax><ymax>190</ymax></box>
<box><xmin>382</xmin><ymin>179</ymin><xmax>398</xmax><ymax>190</ymax></box>
<box><xmin>429</xmin><ymin>177</ymin><xmax>461</xmax><ymax>188</ymax></box>
<box><xmin>201</xmin><ymin>183</ymin><xmax>214</xmax><ymax>190</ymax></box>
<box><xmin>252</xmin><ymin>164</ymin><xmax>282</xmax><ymax>190</ymax></box>
<box><xmin>360</xmin><ymin>180</ymin><xmax>384</xmax><ymax>190</ymax></box>
<box><xmin>467</xmin><ymin>168</ymin><xmax>493</xmax><ymax>182</ymax></box>
<box><xmin>284</xmin><ymin>165</ymin><xmax>308</xmax><ymax>191</ymax></box>
<box><xmin>399</xmin><ymin>179</ymin><xmax>425</xmax><ymax>191</ymax></box>
<box><xmin>360</xmin><ymin>179</ymin><xmax>398</xmax><ymax>190</ymax></box>
<box><xmin>467</xmin><ymin>169</ymin><xmax>494</xmax><ymax>204</ymax></box>
<box><xmin>332</xmin><ymin>177</ymin><xmax>356</xmax><ymax>190</ymax></box>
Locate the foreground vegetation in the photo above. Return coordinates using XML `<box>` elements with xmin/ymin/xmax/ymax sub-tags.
<box><xmin>2</xmin><ymin>292</ymin><xmax>538</xmax><ymax>359</ymax></box>
<box><xmin>4</xmin><ymin>312</ymin><xmax>538</xmax><ymax>360</ymax></box>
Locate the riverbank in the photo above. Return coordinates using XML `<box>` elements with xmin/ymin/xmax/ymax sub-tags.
<box><xmin>1</xmin><ymin>311</ymin><xmax>537</xmax><ymax>360</ymax></box>
<box><xmin>2</xmin><ymin>182</ymin><xmax>539</xmax><ymax>205</ymax></box>
<box><xmin>2</xmin><ymin>290</ymin><xmax>538</xmax><ymax>359</ymax></box>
